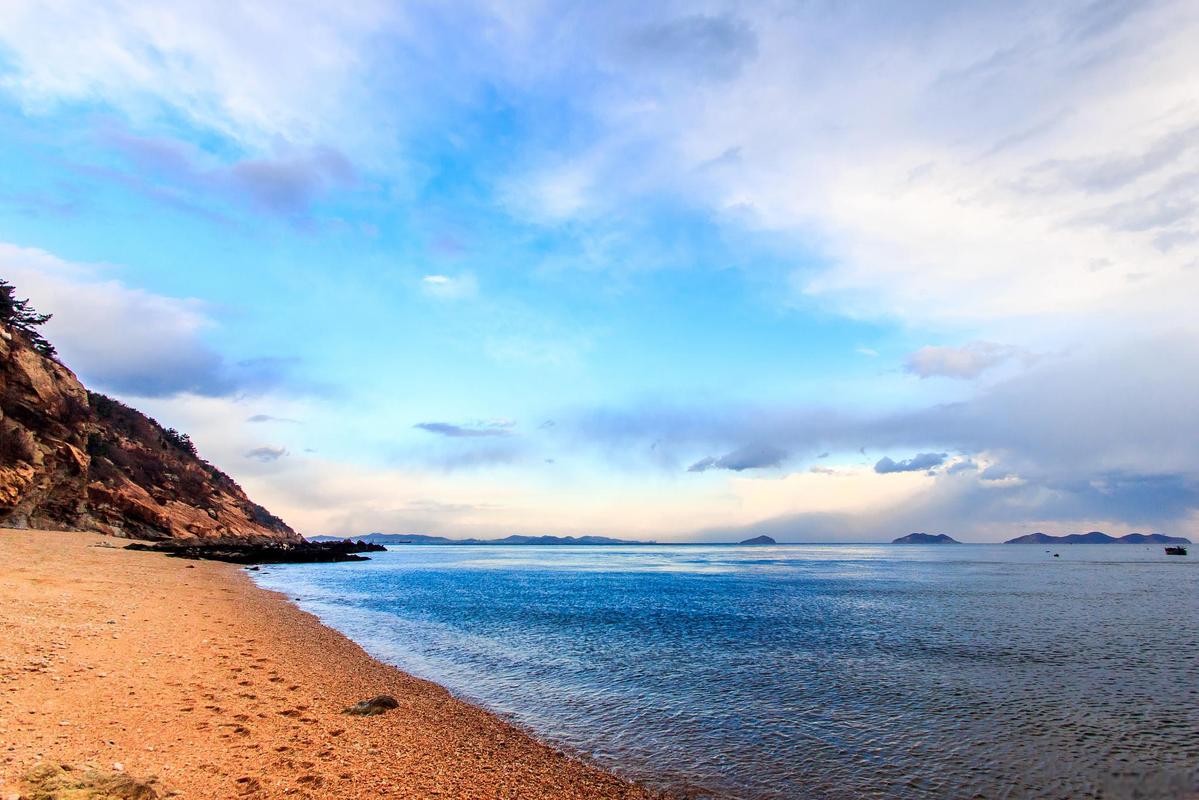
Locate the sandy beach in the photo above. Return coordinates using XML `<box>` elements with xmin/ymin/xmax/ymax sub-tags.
<box><xmin>0</xmin><ymin>529</ymin><xmax>657</xmax><ymax>799</ymax></box>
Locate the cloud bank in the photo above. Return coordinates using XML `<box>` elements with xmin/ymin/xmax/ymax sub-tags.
<box><xmin>0</xmin><ymin>242</ymin><xmax>301</xmax><ymax>398</ymax></box>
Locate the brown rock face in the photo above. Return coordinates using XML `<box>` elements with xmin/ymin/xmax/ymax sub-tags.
<box><xmin>0</xmin><ymin>322</ymin><xmax>298</xmax><ymax>543</ymax></box>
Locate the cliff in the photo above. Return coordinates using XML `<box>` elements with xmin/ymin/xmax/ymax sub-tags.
<box><xmin>0</xmin><ymin>320</ymin><xmax>297</xmax><ymax>543</ymax></box>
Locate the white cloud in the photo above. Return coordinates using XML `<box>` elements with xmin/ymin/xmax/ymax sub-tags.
<box><xmin>6</xmin><ymin>2</ymin><xmax>1197</xmax><ymax>337</ymax></box>
<box><xmin>0</xmin><ymin>0</ymin><xmax>394</xmax><ymax>153</ymax></box>
<box><xmin>904</xmin><ymin>341</ymin><xmax>1026</xmax><ymax>380</ymax></box>
<box><xmin>503</xmin><ymin>161</ymin><xmax>597</xmax><ymax>223</ymax></box>
<box><xmin>420</xmin><ymin>273</ymin><xmax>478</xmax><ymax>300</ymax></box>
<box><xmin>0</xmin><ymin>241</ymin><xmax>297</xmax><ymax>397</ymax></box>
<box><xmin>474</xmin><ymin>2</ymin><xmax>1199</xmax><ymax>342</ymax></box>
<box><xmin>682</xmin><ymin>2</ymin><xmax>1199</xmax><ymax>331</ymax></box>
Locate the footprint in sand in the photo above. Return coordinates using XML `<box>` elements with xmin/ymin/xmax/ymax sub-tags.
<box><xmin>235</xmin><ymin>775</ymin><xmax>261</xmax><ymax>795</ymax></box>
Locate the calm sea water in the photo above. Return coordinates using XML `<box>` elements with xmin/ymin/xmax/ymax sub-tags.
<box><xmin>253</xmin><ymin>544</ymin><xmax>1199</xmax><ymax>799</ymax></box>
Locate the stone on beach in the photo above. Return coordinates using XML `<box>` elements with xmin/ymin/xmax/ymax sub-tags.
<box><xmin>16</xmin><ymin>763</ymin><xmax>158</xmax><ymax>800</ymax></box>
<box><xmin>342</xmin><ymin>695</ymin><xmax>400</xmax><ymax>717</ymax></box>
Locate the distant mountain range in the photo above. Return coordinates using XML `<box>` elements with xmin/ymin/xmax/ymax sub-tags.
<box><xmin>738</xmin><ymin>535</ymin><xmax>776</xmax><ymax>545</ymax></box>
<box><xmin>1004</xmin><ymin>531</ymin><xmax>1190</xmax><ymax>545</ymax></box>
<box><xmin>892</xmin><ymin>533</ymin><xmax>960</xmax><ymax>544</ymax></box>
<box><xmin>308</xmin><ymin>533</ymin><xmax>649</xmax><ymax>545</ymax></box>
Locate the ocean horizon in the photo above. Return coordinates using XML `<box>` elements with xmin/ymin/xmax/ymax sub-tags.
<box><xmin>254</xmin><ymin>543</ymin><xmax>1199</xmax><ymax>799</ymax></box>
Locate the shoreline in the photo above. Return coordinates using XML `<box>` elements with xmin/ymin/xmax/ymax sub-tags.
<box><xmin>0</xmin><ymin>529</ymin><xmax>660</xmax><ymax>799</ymax></box>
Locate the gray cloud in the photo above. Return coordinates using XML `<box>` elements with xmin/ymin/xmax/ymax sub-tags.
<box><xmin>247</xmin><ymin>414</ymin><xmax>300</xmax><ymax>423</ymax></box>
<box><xmin>696</xmin><ymin>466</ymin><xmax>1199</xmax><ymax>543</ymax></box>
<box><xmin>558</xmin><ymin>333</ymin><xmax>1199</xmax><ymax>533</ymax></box>
<box><xmin>1072</xmin><ymin>170</ymin><xmax>1199</xmax><ymax>234</ymax></box>
<box><xmin>91</xmin><ymin>348</ymin><xmax>308</xmax><ymax>399</ymax></box>
<box><xmin>101</xmin><ymin>127</ymin><xmax>355</xmax><ymax>221</ymax></box>
<box><xmin>245</xmin><ymin>446</ymin><xmax>287</xmax><ymax>462</ymax></box>
<box><xmin>688</xmin><ymin>444</ymin><xmax>787</xmax><ymax>472</ymax></box>
<box><xmin>874</xmin><ymin>453</ymin><xmax>948</xmax><ymax>474</ymax></box>
<box><xmin>400</xmin><ymin>419</ymin><xmax>527</xmax><ymax>472</ymax></box>
<box><xmin>905</xmin><ymin>341</ymin><xmax>1026</xmax><ymax>379</ymax></box>
<box><xmin>978</xmin><ymin>464</ymin><xmax>1014</xmax><ymax>480</ymax></box>
<box><xmin>621</xmin><ymin>14</ymin><xmax>758</xmax><ymax>81</ymax></box>
<box><xmin>229</xmin><ymin>147</ymin><xmax>354</xmax><ymax>216</ymax></box>
<box><xmin>414</xmin><ymin>421</ymin><xmax>512</xmax><ymax>438</ymax></box>
<box><xmin>1035</xmin><ymin>124</ymin><xmax>1199</xmax><ymax>194</ymax></box>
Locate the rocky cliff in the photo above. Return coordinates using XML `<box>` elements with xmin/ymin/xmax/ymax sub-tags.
<box><xmin>0</xmin><ymin>320</ymin><xmax>298</xmax><ymax>543</ymax></box>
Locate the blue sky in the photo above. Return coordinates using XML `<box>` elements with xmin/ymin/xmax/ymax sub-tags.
<box><xmin>2</xmin><ymin>0</ymin><xmax>1198</xmax><ymax>541</ymax></box>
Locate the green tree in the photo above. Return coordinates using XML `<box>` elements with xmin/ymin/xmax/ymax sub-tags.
<box><xmin>0</xmin><ymin>279</ymin><xmax>57</xmax><ymax>358</ymax></box>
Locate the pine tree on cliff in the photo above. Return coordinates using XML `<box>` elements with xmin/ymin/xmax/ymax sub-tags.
<box><xmin>0</xmin><ymin>279</ymin><xmax>57</xmax><ymax>358</ymax></box>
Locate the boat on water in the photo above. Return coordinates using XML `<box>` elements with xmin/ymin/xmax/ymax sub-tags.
<box><xmin>1165</xmin><ymin>546</ymin><xmax>1188</xmax><ymax>556</ymax></box>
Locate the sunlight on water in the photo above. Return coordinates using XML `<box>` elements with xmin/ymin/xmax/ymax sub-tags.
<box><xmin>255</xmin><ymin>545</ymin><xmax>1199</xmax><ymax>799</ymax></box>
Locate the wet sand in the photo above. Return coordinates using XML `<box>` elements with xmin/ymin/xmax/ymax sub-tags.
<box><xmin>0</xmin><ymin>529</ymin><xmax>657</xmax><ymax>799</ymax></box>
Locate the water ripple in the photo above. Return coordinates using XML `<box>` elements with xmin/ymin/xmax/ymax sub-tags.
<box><xmin>256</xmin><ymin>545</ymin><xmax>1199</xmax><ymax>799</ymax></box>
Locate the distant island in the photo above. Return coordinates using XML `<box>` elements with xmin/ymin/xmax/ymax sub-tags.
<box><xmin>1004</xmin><ymin>531</ymin><xmax>1191</xmax><ymax>545</ymax></box>
<box><xmin>738</xmin><ymin>535</ymin><xmax>777</xmax><ymax>545</ymax></box>
<box><xmin>309</xmin><ymin>533</ymin><xmax>649</xmax><ymax>546</ymax></box>
<box><xmin>892</xmin><ymin>533</ymin><xmax>960</xmax><ymax>544</ymax></box>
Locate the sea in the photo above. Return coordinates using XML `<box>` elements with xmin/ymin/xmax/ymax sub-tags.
<box><xmin>252</xmin><ymin>544</ymin><xmax>1199</xmax><ymax>799</ymax></box>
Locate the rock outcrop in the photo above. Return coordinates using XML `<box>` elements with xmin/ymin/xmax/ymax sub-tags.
<box><xmin>1004</xmin><ymin>531</ymin><xmax>1190</xmax><ymax>545</ymax></box>
<box><xmin>892</xmin><ymin>532</ymin><xmax>960</xmax><ymax>544</ymax></box>
<box><xmin>0</xmin><ymin>320</ymin><xmax>297</xmax><ymax>543</ymax></box>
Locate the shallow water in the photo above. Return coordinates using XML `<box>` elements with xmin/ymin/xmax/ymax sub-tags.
<box><xmin>254</xmin><ymin>544</ymin><xmax>1199</xmax><ymax>799</ymax></box>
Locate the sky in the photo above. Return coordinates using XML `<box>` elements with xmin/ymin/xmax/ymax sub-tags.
<box><xmin>1</xmin><ymin>0</ymin><xmax>1198</xmax><ymax>542</ymax></box>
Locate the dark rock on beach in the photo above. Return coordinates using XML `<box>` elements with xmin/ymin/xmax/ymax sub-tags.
<box><xmin>343</xmin><ymin>695</ymin><xmax>400</xmax><ymax>716</ymax></box>
<box><xmin>17</xmin><ymin>763</ymin><xmax>159</xmax><ymax>800</ymax></box>
<box><xmin>124</xmin><ymin>538</ymin><xmax>386</xmax><ymax>564</ymax></box>
<box><xmin>310</xmin><ymin>532</ymin><xmax>650</xmax><ymax>545</ymax></box>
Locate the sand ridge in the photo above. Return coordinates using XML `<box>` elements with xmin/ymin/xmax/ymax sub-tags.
<box><xmin>0</xmin><ymin>529</ymin><xmax>658</xmax><ymax>799</ymax></box>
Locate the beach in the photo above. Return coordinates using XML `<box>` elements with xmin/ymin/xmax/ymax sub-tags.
<box><xmin>0</xmin><ymin>529</ymin><xmax>656</xmax><ymax>799</ymax></box>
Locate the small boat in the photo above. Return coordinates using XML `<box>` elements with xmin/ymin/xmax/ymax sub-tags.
<box><xmin>1165</xmin><ymin>546</ymin><xmax>1187</xmax><ymax>556</ymax></box>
